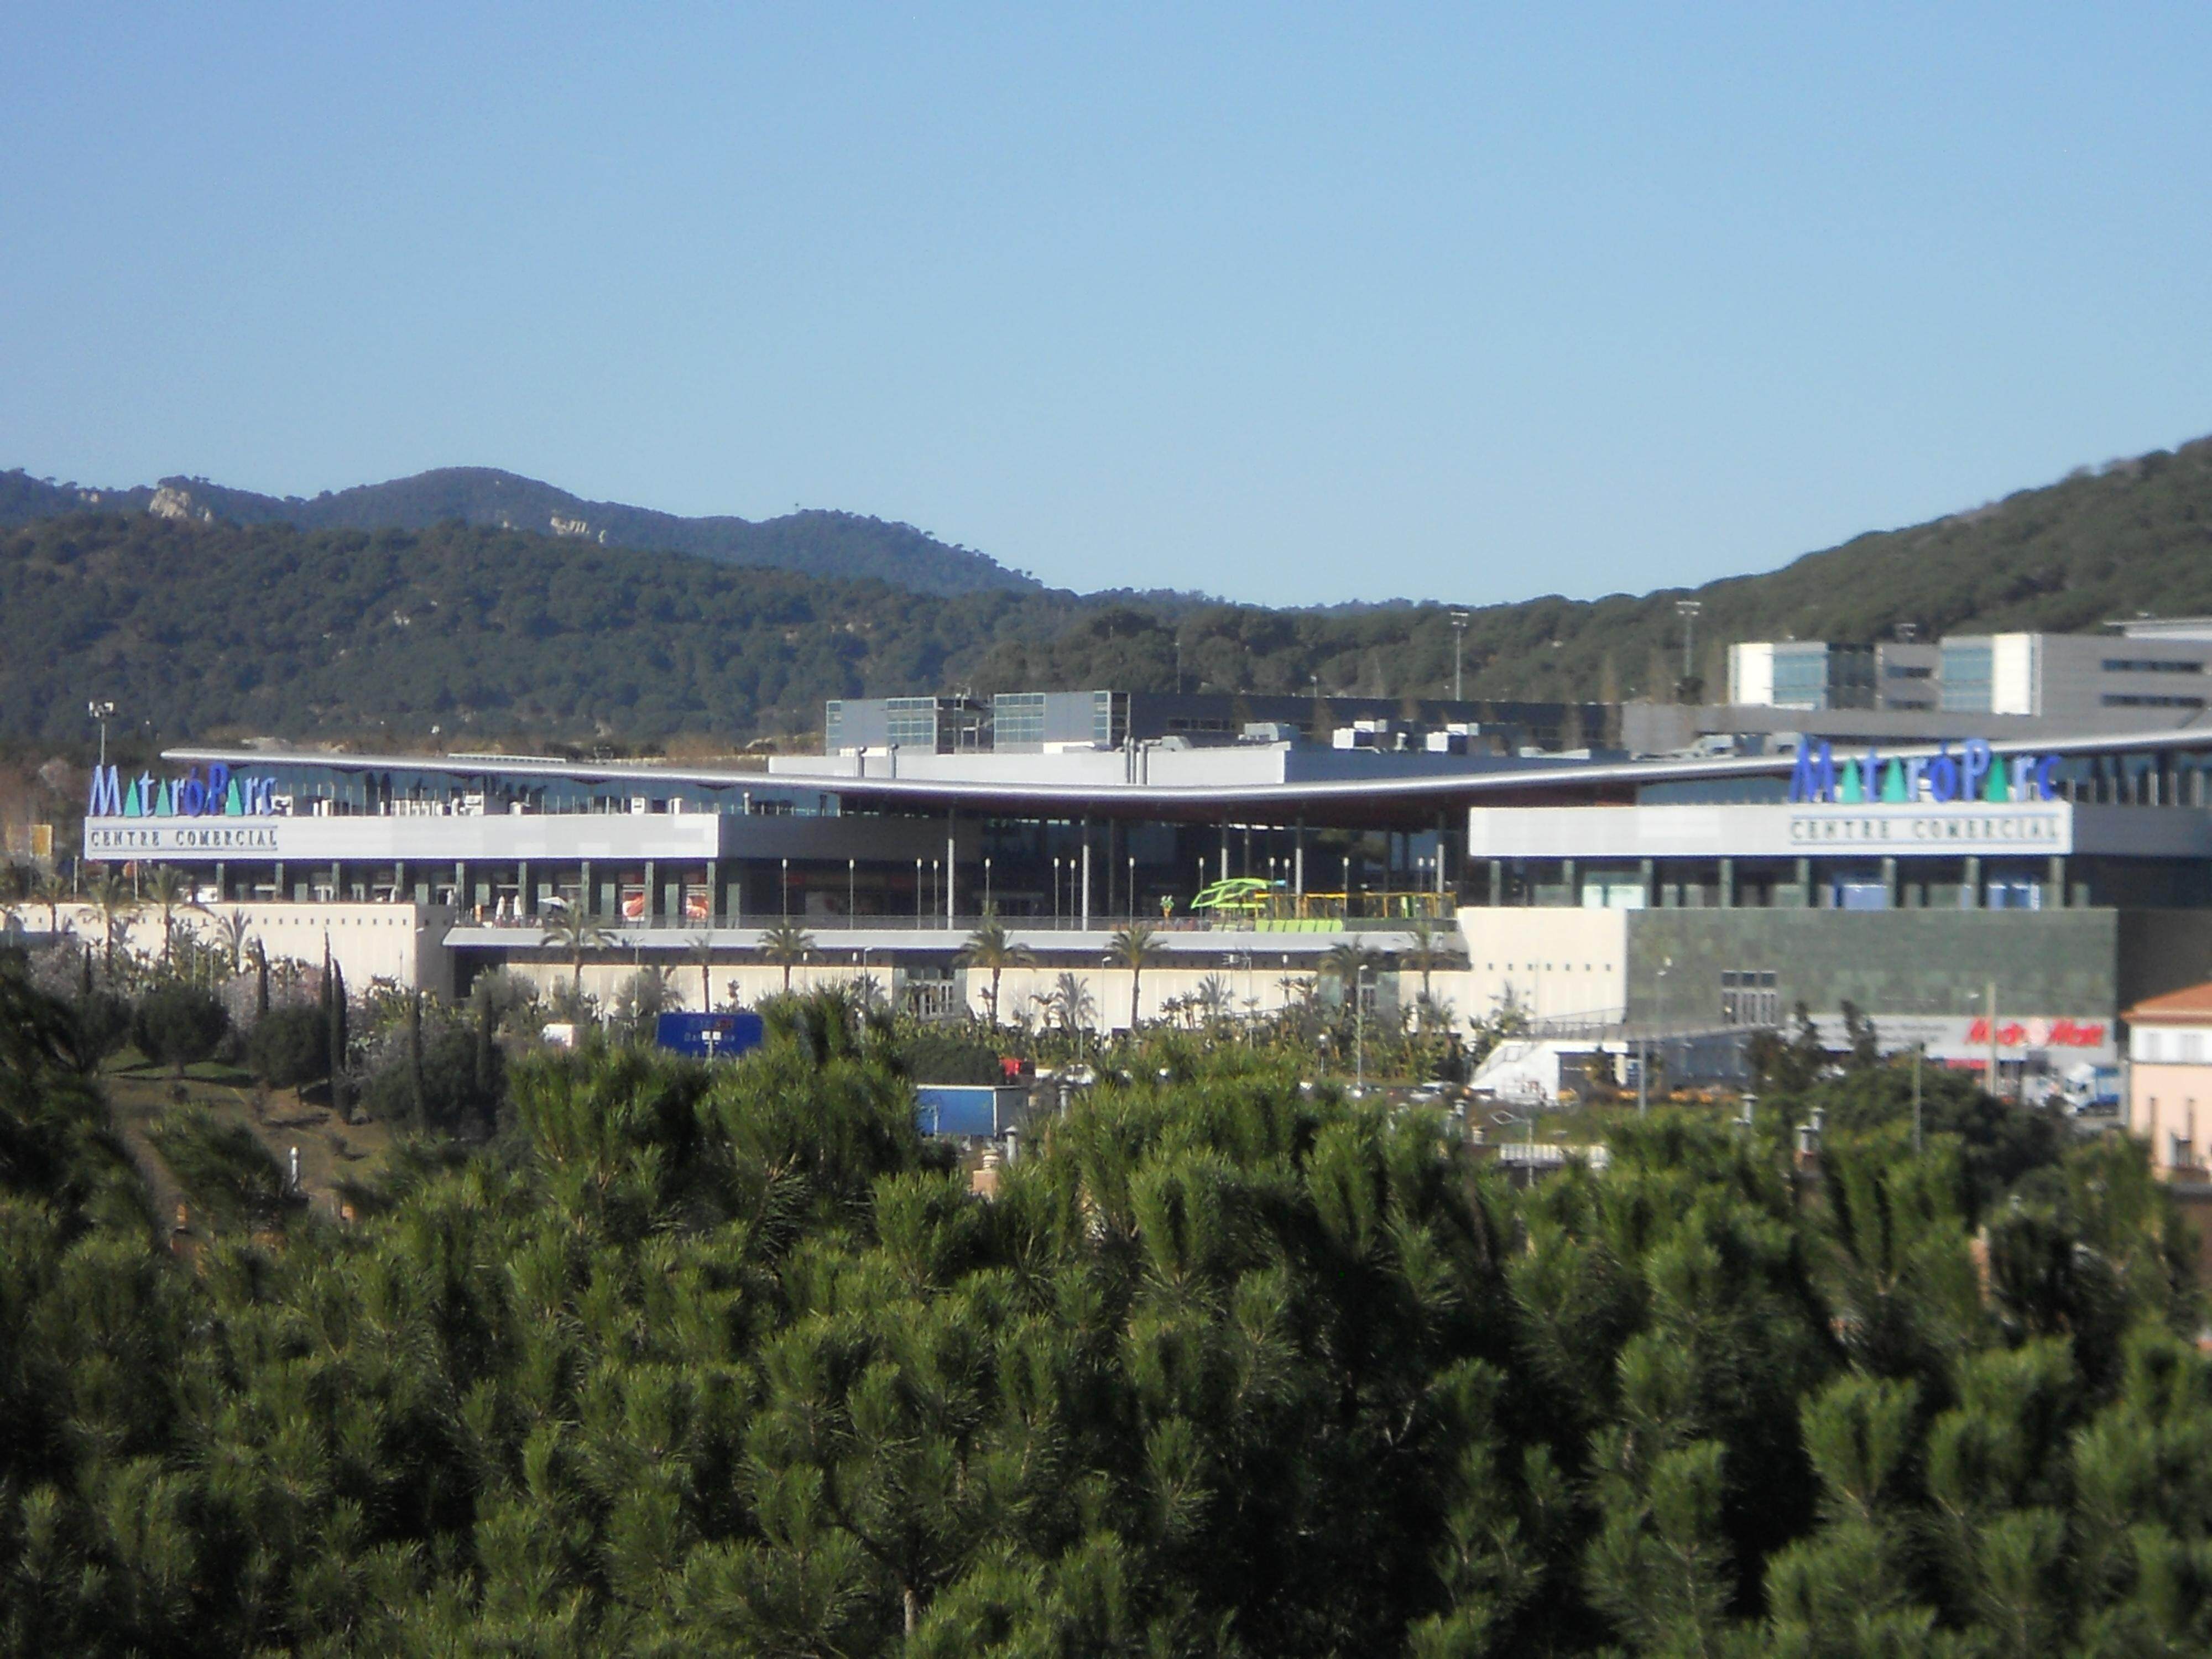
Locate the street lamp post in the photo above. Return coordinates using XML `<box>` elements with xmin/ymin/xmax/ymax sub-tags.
<box><xmin>87</xmin><ymin>700</ymin><xmax>116</xmax><ymax>770</ymax></box>
<box><xmin>984</xmin><ymin>856</ymin><xmax>992</xmax><ymax>915</ymax></box>
<box><xmin>1053</xmin><ymin>856</ymin><xmax>1062</xmax><ymax>925</ymax></box>
<box><xmin>916</xmin><ymin>858</ymin><xmax>924</xmax><ymax>921</ymax></box>
<box><xmin>1450</xmin><ymin>611</ymin><xmax>1469</xmax><ymax>702</ymax></box>
<box><xmin>848</xmin><ymin>858</ymin><xmax>856</xmax><ymax>921</ymax></box>
<box><xmin>780</xmin><ymin>858</ymin><xmax>789</xmax><ymax>919</ymax></box>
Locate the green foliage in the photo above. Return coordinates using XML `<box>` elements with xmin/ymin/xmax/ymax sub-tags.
<box><xmin>129</xmin><ymin>984</ymin><xmax>228</xmax><ymax>1074</ymax></box>
<box><xmin>245</xmin><ymin>1004</ymin><xmax>328</xmax><ymax>1089</ymax></box>
<box><xmin>145</xmin><ymin>1107</ymin><xmax>294</xmax><ymax>1232</ymax></box>
<box><xmin>3</xmin><ymin>993</ymin><xmax>2211</xmax><ymax>1655</ymax></box>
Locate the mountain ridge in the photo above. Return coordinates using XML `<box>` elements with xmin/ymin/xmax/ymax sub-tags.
<box><xmin>6</xmin><ymin>433</ymin><xmax>2212</xmax><ymax>758</ymax></box>
<box><xmin>0</xmin><ymin>465</ymin><xmax>1042</xmax><ymax>599</ymax></box>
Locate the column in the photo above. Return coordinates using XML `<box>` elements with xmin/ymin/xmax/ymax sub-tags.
<box><xmin>1962</xmin><ymin>854</ymin><xmax>1981</xmax><ymax>910</ymax></box>
<box><xmin>644</xmin><ymin>860</ymin><xmax>658</xmax><ymax>924</ymax></box>
<box><xmin>1879</xmin><ymin>855</ymin><xmax>1897</xmax><ymax>910</ymax></box>
<box><xmin>1436</xmin><ymin>811</ymin><xmax>1448</xmax><ymax>897</ymax></box>
<box><xmin>1080</xmin><ymin>818</ymin><xmax>1092</xmax><ymax>929</ymax></box>
<box><xmin>1562</xmin><ymin>858</ymin><xmax>1577</xmax><ymax>908</ymax></box>
<box><xmin>392</xmin><ymin>860</ymin><xmax>405</xmax><ymax>903</ymax></box>
<box><xmin>946</xmin><ymin>811</ymin><xmax>957</xmax><ymax>925</ymax></box>
<box><xmin>517</xmin><ymin>860</ymin><xmax>531</xmax><ymax>918</ymax></box>
<box><xmin>453</xmin><ymin>861</ymin><xmax>466</xmax><ymax>912</ymax></box>
<box><xmin>1718</xmin><ymin>857</ymin><xmax>1734</xmax><ymax>909</ymax></box>
<box><xmin>1794</xmin><ymin>857</ymin><xmax>1812</xmax><ymax>909</ymax></box>
<box><xmin>273</xmin><ymin>860</ymin><xmax>286</xmax><ymax>901</ymax></box>
<box><xmin>580</xmin><ymin>859</ymin><xmax>593</xmax><ymax>916</ymax></box>
<box><xmin>1294</xmin><ymin>818</ymin><xmax>1306</xmax><ymax>898</ymax></box>
<box><xmin>2048</xmin><ymin>854</ymin><xmax>2066</xmax><ymax>909</ymax></box>
<box><xmin>1639</xmin><ymin>858</ymin><xmax>1655</xmax><ymax>909</ymax></box>
<box><xmin>213</xmin><ymin>861</ymin><xmax>226</xmax><ymax>901</ymax></box>
<box><xmin>1488</xmin><ymin>858</ymin><xmax>1503</xmax><ymax>906</ymax></box>
<box><xmin>329</xmin><ymin>862</ymin><xmax>342</xmax><ymax>901</ymax></box>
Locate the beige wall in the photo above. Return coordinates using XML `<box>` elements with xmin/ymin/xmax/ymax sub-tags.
<box><xmin>35</xmin><ymin>900</ymin><xmax>453</xmax><ymax>996</ymax></box>
<box><xmin>1456</xmin><ymin>908</ymin><xmax>1629</xmax><ymax>1026</ymax></box>
<box><xmin>2129</xmin><ymin>1056</ymin><xmax>2212</xmax><ymax>1178</ymax></box>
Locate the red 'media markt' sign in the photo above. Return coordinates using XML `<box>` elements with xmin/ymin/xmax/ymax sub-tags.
<box><xmin>1965</xmin><ymin>1018</ymin><xmax>2106</xmax><ymax>1049</ymax></box>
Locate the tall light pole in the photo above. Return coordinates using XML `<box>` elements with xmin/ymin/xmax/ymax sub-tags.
<box><xmin>87</xmin><ymin>700</ymin><xmax>116</xmax><ymax>770</ymax></box>
<box><xmin>984</xmin><ymin>856</ymin><xmax>993</xmax><ymax>914</ymax></box>
<box><xmin>1449</xmin><ymin>610</ymin><xmax>1469</xmax><ymax>702</ymax></box>
<box><xmin>1674</xmin><ymin>599</ymin><xmax>1703</xmax><ymax>693</ymax></box>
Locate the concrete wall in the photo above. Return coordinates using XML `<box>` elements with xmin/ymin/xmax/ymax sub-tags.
<box><xmin>38</xmin><ymin>900</ymin><xmax>455</xmax><ymax>995</ymax></box>
<box><xmin>1457</xmin><ymin>909</ymin><xmax>1629</xmax><ymax>1025</ymax></box>
<box><xmin>1623</xmin><ymin>908</ymin><xmax>2121</xmax><ymax>1028</ymax></box>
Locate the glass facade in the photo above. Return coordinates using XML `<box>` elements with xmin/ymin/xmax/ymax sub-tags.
<box><xmin>1939</xmin><ymin>640</ymin><xmax>1994</xmax><ymax>712</ymax></box>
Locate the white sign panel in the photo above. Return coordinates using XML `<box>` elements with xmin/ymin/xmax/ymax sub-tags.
<box><xmin>1467</xmin><ymin>802</ymin><xmax>2075</xmax><ymax>861</ymax></box>
<box><xmin>1809</xmin><ymin>1012</ymin><xmax>2115</xmax><ymax>1066</ymax></box>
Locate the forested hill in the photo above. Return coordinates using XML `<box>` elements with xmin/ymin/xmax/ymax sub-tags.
<box><xmin>7</xmin><ymin>435</ymin><xmax>2212</xmax><ymax>753</ymax></box>
<box><xmin>0</xmin><ymin>465</ymin><xmax>1040</xmax><ymax>598</ymax></box>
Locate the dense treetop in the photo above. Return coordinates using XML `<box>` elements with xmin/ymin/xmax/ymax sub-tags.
<box><xmin>1</xmin><ymin>953</ymin><xmax>2208</xmax><ymax>1655</ymax></box>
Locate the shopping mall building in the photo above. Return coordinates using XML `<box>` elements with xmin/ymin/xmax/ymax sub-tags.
<box><xmin>36</xmin><ymin>713</ymin><xmax>2212</xmax><ymax>1093</ymax></box>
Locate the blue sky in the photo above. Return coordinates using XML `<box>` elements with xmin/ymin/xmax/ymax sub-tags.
<box><xmin>4</xmin><ymin>5</ymin><xmax>2209</xmax><ymax>604</ymax></box>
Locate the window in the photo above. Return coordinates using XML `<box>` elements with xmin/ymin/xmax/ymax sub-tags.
<box><xmin>1884</xmin><ymin>664</ymin><xmax>1933</xmax><ymax>680</ymax></box>
<box><xmin>2102</xmin><ymin>658</ymin><xmax>2204</xmax><ymax>674</ymax></box>
<box><xmin>2172</xmin><ymin>1134</ymin><xmax>2194</xmax><ymax>1170</ymax></box>
<box><xmin>2101</xmin><ymin>693</ymin><xmax>2206</xmax><ymax>708</ymax></box>
<box><xmin>1720</xmin><ymin>969</ymin><xmax>1780</xmax><ymax>1027</ymax></box>
<box><xmin>993</xmin><ymin>692</ymin><xmax>1046</xmax><ymax>747</ymax></box>
<box><xmin>1940</xmin><ymin>641</ymin><xmax>1994</xmax><ymax>713</ymax></box>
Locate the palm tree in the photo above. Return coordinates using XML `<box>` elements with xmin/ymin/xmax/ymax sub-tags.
<box><xmin>1321</xmin><ymin>940</ymin><xmax>1381</xmax><ymax>1013</ymax></box>
<box><xmin>31</xmin><ymin>868</ymin><xmax>69</xmax><ymax>936</ymax></box>
<box><xmin>687</xmin><ymin>932</ymin><xmax>717</xmax><ymax>1010</ymax></box>
<box><xmin>84</xmin><ymin>869</ymin><xmax>140</xmax><ymax>974</ymax></box>
<box><xmin>540</xmin><ymin>904</ymin><xmax>617</xmax><ymax>995</ymax></box>
<box><xmin>1038</xmin><ymin>971</ymin><xmax>1097</xmax><ymax>1037</ymax></box>
<box><xmin>758</xmin><ymin>921</ymin><xmax>816</xmax><ymax>994</ymax></box>
<box><xmin>1402</xmin><ymin>915</ymin><xmax>1457</xmax><ymax>1030</ymax></box>
<box><xmin>145</xmin><ymin>864</ymin><xmax>205</xmax><ymax>966</ymax></box>
<box><xmin>213</xmin><ymin>910</ymin><xmax>256</xmax><ymax>975</ymax></box>
<box><xmin>957</xmin><ymin>908</ymin><xmax>1034</xmax><ymax>1027</ymax></box>
<box><xmin>1107</xmin><ymin>922</ymin><xmax>1166</xmax><ymax>1029</ymax></box>
<box><xmin>1193</xmin><ymin>973</ymin><xmax>1233</xmax><ymax>1025</ymax></box>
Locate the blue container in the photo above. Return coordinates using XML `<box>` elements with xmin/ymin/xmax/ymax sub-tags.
<box><xmin>915</xmin><ymin>1084</ymin><xmax>1024</xmax><ymax>1137</ymax></box>
<box><xmin>654</xmin><ymin>1011</ymin><xmax>765</xmax><ymax>1060</ymax></box>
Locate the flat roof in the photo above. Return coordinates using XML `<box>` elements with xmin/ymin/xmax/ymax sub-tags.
<box><xmin>164</xmin><ymin>726</ymin><xmax>2212</xmax><ymax>828</ymax></box>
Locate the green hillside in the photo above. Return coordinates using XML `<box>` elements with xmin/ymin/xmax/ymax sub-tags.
<box><xmin>0</xmin><ymin>465</ymin><xmax>1040</xmax><ymax>598</ymax></box>
<box><xmin>5</xmin><ymin>435</ymin><xmax>2212</xmax><ymax>754</ymax></box>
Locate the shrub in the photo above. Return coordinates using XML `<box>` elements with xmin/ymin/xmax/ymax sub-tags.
<box><xmin>148</xmin><ymin>1106</ymin><xmax>294</xmax><ymax>1230</ymax></box>
<box><xmin>62</xmin><ymin>992</ymin><xmax>132</xmax><ymax>1074</ymax></box>
<box><xmin>132</xmin><ymin>985</ymin><xmax>231</xmax><ymax>1075</ymax></box>
<box><xmin>247</xmin><ymin>1004</ymin><xmax>329</xmax><ymax>1090</ymax></box>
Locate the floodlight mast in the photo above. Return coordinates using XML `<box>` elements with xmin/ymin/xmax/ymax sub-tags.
<box><xmin>87</xmin><ymin>699</ymin><xmax>116</xmax><ymax>770</ymax></box>
<box><xmin>1449</xmin><ymin>610</ymin><xmax>1470</xmax><ymax>701</ymax></box>
<box><xmin>1674</xmin><ymin>600</ymin><xmax>1703</xmax><ymax>684</ymax></box>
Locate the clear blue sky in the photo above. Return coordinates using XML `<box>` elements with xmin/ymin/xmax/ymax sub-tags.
<box><xmin>5</xmin><ymin>6</ymin><xmax>2210</xmax><ymax>606</ymax></box>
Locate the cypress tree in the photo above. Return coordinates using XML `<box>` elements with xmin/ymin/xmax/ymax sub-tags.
<box><xmin>407</xmin><ymin>988</ymin><xmax>426</xmax><ymax>1130</ymax></box>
